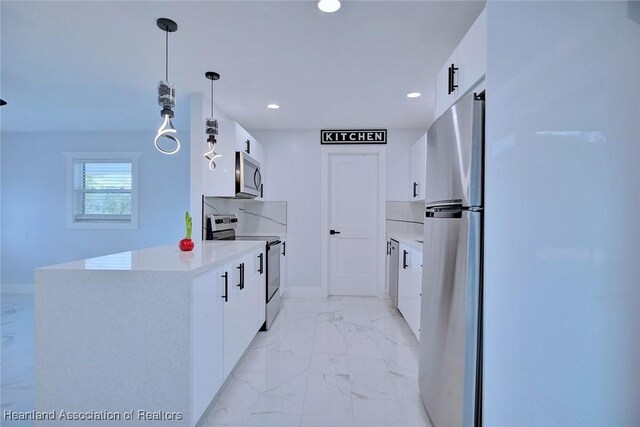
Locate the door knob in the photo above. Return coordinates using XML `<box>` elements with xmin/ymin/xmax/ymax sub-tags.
<box><xmin>329</xmin><ymin>229</ymin><xmax>341</xmax><ymax>235</ymax></box>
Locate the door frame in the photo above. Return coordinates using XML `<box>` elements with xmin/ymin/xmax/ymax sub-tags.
<box><xmin>321</xmin><ymin>145</ymin><xmax>387</xmax><ymax>298</ymax></box>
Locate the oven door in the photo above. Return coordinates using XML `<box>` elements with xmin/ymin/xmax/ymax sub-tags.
<box><xmin>266</xmin><ymin>241</ymin><xmax>281</xmax><ymax>302</ymax></box>
<box><xmin>235</xmin><ymin>152</ymin><xmax>261</xmax><ymax>198</ymax></box>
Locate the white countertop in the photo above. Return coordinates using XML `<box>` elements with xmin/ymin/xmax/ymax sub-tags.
<box><xmin>387</xmin><ymin>232</ymin><xmax>424</xmax><ymax>251</ymax></box>
<box><xmin>38</xmin><ymin>240</ymin><xmax>265</xmax><ymax>275</ymax></box>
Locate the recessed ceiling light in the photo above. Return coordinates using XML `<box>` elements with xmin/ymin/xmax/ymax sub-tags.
<box><xmin>318</xmin><ymin>0</ymin><xmax>341</xmax><ymax>13</ymax></box>
<box><xmin>406</xmin><ymin>92</ymin><xmax>422</xmax><ymax>98</ymax></box>
<box><xmin>267</xmin><ymin>104</ymin><xmax>280</xmax><ymax>109</ymax></box>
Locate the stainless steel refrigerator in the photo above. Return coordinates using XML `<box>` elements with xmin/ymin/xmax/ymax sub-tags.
<box><xmin>419</xmin><ymin>91</ymin><xmax>484</xmax><ymax>427</ymax></box>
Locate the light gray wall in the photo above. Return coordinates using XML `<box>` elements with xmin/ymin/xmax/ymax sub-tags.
<box><xmin>250</xmin><ymin>128</ymin><xmax>425</xmax><ymax>289</ymax></box>
<box><xmin>1</xmin><ymin>130</ymin><xmax>190</xmax><ymax>291</ymax></box>
<box><xmin>484</xmin><ymin>2</ymin><xmax>640</xmax><ymax>425</ymax></box>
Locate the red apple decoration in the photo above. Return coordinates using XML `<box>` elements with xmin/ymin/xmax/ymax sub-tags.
<box><xmin>179</xmin><ymin>211</ymin><xmax>194</xmax><ymax>252</ymax></box>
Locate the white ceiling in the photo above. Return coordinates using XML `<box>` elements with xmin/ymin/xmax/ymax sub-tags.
<box><xmin>0</xmin><ymin>0</ymin><xmax>485</xmax><ymax>132</ymax></box>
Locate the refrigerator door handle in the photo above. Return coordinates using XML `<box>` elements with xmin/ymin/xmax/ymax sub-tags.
<box><xmin>426</xmin><ymin>210</ymin><xmax>462</xmax><ymax>219</ymax></box>
<box><xmin>425</xmin><ymin>205</ymin><xmax>463</xmax><ymax>219</ymax></box>
<box><xmin>426</xmin><ymin>200</ymin><xmax>463</xmax><ymax>209</ymax></box>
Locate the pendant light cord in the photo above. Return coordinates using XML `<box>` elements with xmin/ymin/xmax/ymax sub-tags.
<box><xmin>210</xmin><ymin>79</ymin><xmax>214</xmax><ymax>116</ymax></box>
<box><xmin>165</xmin><ymin>29</ymin><xmax>169</xmax><ymax>82</ymax></box>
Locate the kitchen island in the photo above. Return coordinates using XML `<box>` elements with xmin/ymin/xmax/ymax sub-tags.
<box><xmin>35</xmin><ymin>241</ymin><xmax>266</xmax><ymax>426</ymax></box>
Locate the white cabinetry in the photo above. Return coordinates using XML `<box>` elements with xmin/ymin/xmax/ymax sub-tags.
<box><xmin>410</xmin><ymin>133</ymin><xmax>427</xmax><ymax>201</ymax></box>
<box><xmin>193</xmin><ymin>246</ymin><xmax>266</xmax><ymax>422</ymax></box>
<box><xmin>223</xmin><ymin>248</ymin><xmax>266</xmax><ymax>378</ymax></box>
<box><xmin>203</xmin><ymin>121</ymin><xmax>266</xmax><ymax>199</ymax></box>
<box><xmin>398</xmin><ymin>243</ymin><xmax>422</xmax><ymax>340</ymax></box>
<box><xmin>435</xmin><ymin>50</ymin><xmax>458</xmax><ymax>120</ymax></box>
<box><xmin>191</xmin><ymin>266</ymin><xmax>225</xmax><ymax>423</ymax></box>
<box><xmin>434</xmin><ymin>7</ymin><xmax>487</xmax><ymax>119</ymax></box>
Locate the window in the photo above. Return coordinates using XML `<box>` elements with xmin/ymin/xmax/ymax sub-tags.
<box><xmin>65</xmin><ymin>152</ymin><xmax>140</xmax><ymax>229</ymax></box>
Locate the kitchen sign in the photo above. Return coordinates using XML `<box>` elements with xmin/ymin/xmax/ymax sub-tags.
<box><xmin>321</xmin><ymin>129</ymin><xmax>387</xmax><ymax>145</ymax></box>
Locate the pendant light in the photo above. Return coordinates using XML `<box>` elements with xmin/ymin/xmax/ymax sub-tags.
<box><xmin>154</xmin><ymin>18</ymin><xmax>180</xmax><ymax>155</ymax></box>
<box><xmin>204</xmin><ymin>71</ymin><xmax>221</xmax><ymax>170</ymax></box>
<box><xmin>0</xmin><ymin>99</ymin><xmax>6</xmax><ymax>106</ymax></box>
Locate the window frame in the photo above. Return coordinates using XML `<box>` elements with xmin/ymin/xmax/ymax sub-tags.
<box><xmin>64</xmin><ymin>152</ymin><xmax>141</xmax><ymax>230</ymax></box>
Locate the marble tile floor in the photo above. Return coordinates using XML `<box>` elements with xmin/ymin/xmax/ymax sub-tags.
<box><xmin>1</xmin><ymin>294</ymin><xmax>35</xmax><ymax>427</ymax></box>
<box><xmin>1</xmin><ymin>293</ymin><xmax>433</xmax><ymax>427</ymax></box>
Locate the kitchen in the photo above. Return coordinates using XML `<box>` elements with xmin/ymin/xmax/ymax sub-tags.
<box><xmin>2</xmin><ymin>1</ymin><xmax>640</xmax><ymax>427</ymax></box>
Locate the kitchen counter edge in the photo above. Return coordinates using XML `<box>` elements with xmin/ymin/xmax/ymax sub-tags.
<box><xmin>36</xmin><ymin>240</ymin><xmax>266</xmax><ymax>277</ymax></box>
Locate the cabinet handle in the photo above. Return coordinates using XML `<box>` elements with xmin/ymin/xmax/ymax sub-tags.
<box><xmin>330</xmin><ymin>229</ymin><xmax>341</xmax><ymax>235</ymax></box>
<box><xmin>260</xmin><ymin>183</ymin><xmax>264</xmax><ymax>198</ymax></box>
<box><xmin>237</xmin><ymin>263</ymin><xmax>245</xmax><ymax>289</ymax></box>
<box><xmin>413</xmin><ymin>182</ymin><xmax>418</xmax><ymax>198</ymax></box>
<box><xmin>282</xmin><ymin>241</ymin><xmax>286</xmax><ymax>256</ymax></box>
<box><xmin>448</xmin><ymin>63</ymin><xmax>459</xmax><ymax>95</ymax></box>
<box><xmin>245</xmin><ymin>139</ymin><xmax>251</xmax><ymax>154</ymax></box>
<box><xmin>386</xmin><ymin>241</ymin><xmax>391</xmax><ymax>256</ymax></box>
<box><xmin>221</xmin><ymin>272</ymin><xmax>229</xmax><ymax>302</ymax></box>
<box><xmin>258</xmin><ymin>253</ymin><xmax>264</xmax><ymax>274</ymax></box>
<box><xmin>403</xmin><ymin>250</ymin><xmax>408</xmax><ymax>269</ymax></box>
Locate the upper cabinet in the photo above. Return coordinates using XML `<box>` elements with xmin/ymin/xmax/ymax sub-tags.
<box><xmin>203</xmin><ymin>121</ymin><xmax>266</xmax><ymax>199</ymax></box>
<box><xmin>410</xmin><ymin>133</ymin><xmax>427</xmax><ymax>201</ymax></box>
<box><xmin>434</xmin><ymin>7</ymin><xmax>487</xmax><ymax>120</ymax></box>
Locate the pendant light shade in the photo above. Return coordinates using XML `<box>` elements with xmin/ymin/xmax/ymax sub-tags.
<box><xmin>204</xmin><ymin>71</ymin><xmax>221</xmax><ymax>170</ymax></box>
<box><xmin>154</xmin><ymin>18</ymin><xmax>180</xmax><ymax>155</ymax></box>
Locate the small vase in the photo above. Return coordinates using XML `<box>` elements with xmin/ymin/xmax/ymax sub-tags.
<box><xmin>179</xmin><ymin>238</ymin><xmax>194</xmax><ymax>252</ymax></box>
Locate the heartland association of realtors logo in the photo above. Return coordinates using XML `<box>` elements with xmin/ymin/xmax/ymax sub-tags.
<box><xmin>321</xmin><ymin>129</ymin><xmax>387</xmax><ymax>145</ymax></box>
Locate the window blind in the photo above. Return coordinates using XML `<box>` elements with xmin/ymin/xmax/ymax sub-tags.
<box><xmin>73</xmin><ymin>161</ymin><xmax>132</xmax><ymax>222</ymax></box>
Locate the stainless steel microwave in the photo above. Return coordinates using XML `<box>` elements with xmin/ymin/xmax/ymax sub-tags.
<box><xmin>235</xmin><ymin>151</ymin><xmax>262</xmax><ymax>198</ymax></box>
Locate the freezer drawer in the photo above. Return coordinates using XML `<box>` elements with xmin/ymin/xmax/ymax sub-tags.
<box><xmin>419</xmin><ymin>209</ymin><xmax>481</xmax><ymax>427</ymax></box>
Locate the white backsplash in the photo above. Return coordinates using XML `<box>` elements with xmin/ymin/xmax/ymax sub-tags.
<box><xmin>202</xmin><ymin>197</ymin><xmax>287</xmax><ymax>238</ymax></box>
<box><xmin>385</xmin><ymin>201</ymin><xmax>424</xmax><ymax>234</ymax></box>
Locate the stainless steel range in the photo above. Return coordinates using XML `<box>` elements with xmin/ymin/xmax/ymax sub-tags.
<box><xmin>206</xmin><ymin>214</ymin><xmax>282</xmax><ymax>330</ymax></box>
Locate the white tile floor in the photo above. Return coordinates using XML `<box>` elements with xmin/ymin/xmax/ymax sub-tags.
<box><xmin>1</xmin><ymin>294</ymin><xmax>35</xmax><ymax>427</ymax></box>
<box><xmin>1</xmin><ymin>294</ymin><xmax>432</xmax><ymax>427</ymax></box>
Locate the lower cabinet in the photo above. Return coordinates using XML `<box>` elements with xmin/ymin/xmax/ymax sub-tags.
<box><xmin>192</xmin><ymin>266</ymin><xmax>225</xmax><ymax>422</ymax></box>
<box><xmin>191</xmin><ymin>246</ymin><xmax>266</xmax><ymax>425</ymax></box>
<box><xmin>398</xmin><ymin>243</ymin><xmax>422</xmax><ymax>340</ymax></box>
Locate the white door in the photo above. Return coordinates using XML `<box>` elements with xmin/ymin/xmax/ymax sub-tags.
<box><xmin>328</xmin><ymin>153</ymin><xmax>380</xmax><ymax>296</ymax></box>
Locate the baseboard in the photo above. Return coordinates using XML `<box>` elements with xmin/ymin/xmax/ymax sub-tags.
<box><xmin>1</xmin><ymin>283</ymin><xmax>35</xmax><ymax>294</ymax></box>
<box><xmin>282</xmin><ymin>286</ymin><xmax>325</xmax><ymax>298</ymax></box>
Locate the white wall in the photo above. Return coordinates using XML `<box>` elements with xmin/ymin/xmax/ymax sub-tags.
<box><xmin>484</xmin><ymin>2</ymin><xmax>640</xmax><ymax>425</ymax></box>
<box><xmin>250</xmin><ymin>130</ymin><xmax>321</xmax><ymax>289</ymax></box>
<box><xmin>250</xmin><ymin>128</ymin><xmax>425</xmax><ymax>290</ymax></box>
<box><xmin>1</xmin><ymin>130</ymin><xmax>190</xmax><ymax>291</ymax></box>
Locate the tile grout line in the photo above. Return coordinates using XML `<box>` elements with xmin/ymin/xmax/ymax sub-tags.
<box><xmin>298</xmin><ymin>300</ymin><xmax>323</xmax><ymax>427</ymax></box>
